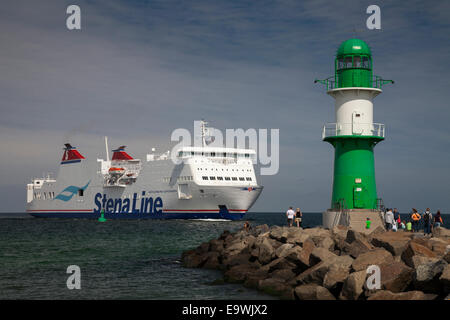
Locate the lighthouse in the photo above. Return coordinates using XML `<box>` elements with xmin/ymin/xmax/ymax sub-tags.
<box><xmin>315</xmin><ymin>38</ymin><xmax>393</xmax><ymax>230</ymax></box>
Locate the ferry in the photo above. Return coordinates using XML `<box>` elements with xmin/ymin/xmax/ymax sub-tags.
<box><xmin>26</xmin><ymin>121</ymin><xmax>263</xmax><ymax>220</ymax></box>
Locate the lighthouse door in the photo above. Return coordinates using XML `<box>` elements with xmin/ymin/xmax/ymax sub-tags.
<box><xmin>352</xmin><ymin>111</ymin><xmax>364</xmax><ymax>135</ymax></box>
<box><xmin>353</xmin><ymin>186</ymin><xmax>367</xmax><ymax>208</ymax></box>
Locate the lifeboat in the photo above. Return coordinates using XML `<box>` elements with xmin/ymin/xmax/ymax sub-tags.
<box><xmin>109</xmin><ymin>167</ymin><xmax>125</xmax><ymax>174</ymax></box>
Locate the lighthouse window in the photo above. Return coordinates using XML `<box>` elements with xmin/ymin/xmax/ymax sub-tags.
<box><xmin>337</xmin><ymin>58</ymin><xmax>344</xmax><ymax>69</ymax></box>
<box><xmin>353</xmin><ymin>56</ymin><xmax>361</xmax><ymax>68</ymax></box>
<box><xmin>363</xmin><ymin>57</ymin><xmax>370</xmax><ymax>68</ymax></box>
<box><xmin>345</xmin><ymin>56</ymin><xmax>352</xmax><ymax>68</ymax></box>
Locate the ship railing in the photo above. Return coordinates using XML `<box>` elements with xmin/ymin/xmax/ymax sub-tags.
<box><xmin>322</xmin><ymin>123</ymin><xmax>385</xmax><ymax>139</ymax></box>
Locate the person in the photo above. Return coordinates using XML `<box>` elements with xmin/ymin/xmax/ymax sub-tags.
<box><xmin>434</xmin><ymin>210</ymin><xmax>443</xmax><ymax>228</ymax></box>
<box><xmin>366</xmin><ymin>217</ymin><xmax>371</xmax><ymax>230</ymax></box>
<box><xmin>406</xmin><ymin>220</ymin><xmax>412</xmax><ymax>232</ymax></box>
<box><xmin>393</xmin><ymin>208</ymin><xmax>401</xmax><ymax>225</ymax></box>
<box><xmin>400</xmin><ymin>220</ymin><xmax>406</xmax><ymax>230</ymax></box>
<box><xmin>411</xmin><ymin>208</ymin><xmax>421</xmax><ymax>232</ymax></box>
<box><xmin>295</xmin><ymin>208</ymin><xmax>303</xmax><ymax>228</ymax></box>
<box><xmin>243</xmin><ymin>221</ymin><xmax>251</xmax><ymax>232</ymax></box>
<box><xmin>392</xmin><ymin>220</ymin><xmax>398</xmax><ymax>232</ymax></box>
<box><xmin>422</xmin><ymin>208</ymin><xmax>433</xmax><ymax>236</ymax></box>
<box><xmin>385</xmin><ymin>208</ymin><xmax>394</xmax><ymax>231</ymax></box>
<box><xmin>286</xmin><ymin>207</ymin><xmax>295</xmax><ymax>227</ymax></box>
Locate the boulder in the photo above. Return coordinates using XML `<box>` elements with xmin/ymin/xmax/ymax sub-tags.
<box><xmin>269</xmin><ymin>226</ymin><xmax>289</xmax><ymax>243</ymax></box>
<box><xmin>224</xmin><ymin>264</ymin><xmax>256</xmax><ymax>283</ymax></box>
<box><xmin>428</xmin><ymin>238</ymin><xmax>450</xmax><ymax>256</ymax></box>
<box><xmin>181</xmin><ymin>249</ymin><xmax>207</xmax><ymax>268</ymax></box>
<box><xmin>271</xmin><ymin>268</ymin><xmax>297</xmax><ymax>282</ymax></box>
<box><xmin>331</xmin><ymin>225</ymin><xmax>349</xmax><ymax>242</ymax></box>
<box><xmin>296</xmin><ymin>255</ymin><xmax>353</xmax><ymax>287</ymax></box>
<box><xmin>444</xmin><ymin>251</ymin><xmax>450</xmax><ymax>263</ymax></box>
<box><xmin>401</xmin><ymin>242</ymin><xmax>437</xmax><ymax>268</ymax></box>
<box><xmin>258</xmin><ymin>278</ymin><xmax>293</xmax><ymax>299</ymax></box>
<box><xmin>323</xmin><ymin>266</ymin><xmax>350</xmax><ymax>294</ymax></box>
<box><xmin>242</xmin><ymin>269</ymin><xmax>270</xmax><ymax>289</ymax></box>
<box><xmin>250</xmin><ymin>224</ymin><xmax>270</xmax><ymax>237</ymax></box>
<box><xmin>413</xmin><ymin>259</ymin><xmax>448</xmax><ymax>292</ymax></box>
<box><xmin>222</xmin><ymin>252</ymin><xmax>252</xmax><ymax>269</ymax></box>
<box><xmin>284</xmin><ymin>239</ymin><xmax>316</xmax><ymax>272</ymax></box>
<box><xmin>286</xmin><ymin>231</ymin><xmax>310</xmax><ymax>246</ymax></box>
<box><xmin>274</xmin><ymin>243</ymin><xmax>295</xmax><ymax>259</ymax></box>
<box><xmin>293</xmin><ymin>284</ymin><xmax>336</xmax><ymax>300</ymax></box>
<box><xmin>309</xmin><ymin>247</ymin><xmax>338</xmax><ymax>266</ymax></box>
<box><xmin>339</xmin><ymin>270</ymin><xmax>367</xmax><ymax>300</ymax></box>
<box><xmin>439</xmin><ymin>264</ymin><xmax>450</xmax><ymax>293</ymax></box>
<box><xmin>209</xmin><ymin>239</ymin><xmax>224</xmax><ymax>253</ymax></box>
<box><xmin>432</xmin><ymin>227</ymin><xmax>450</xmax><ymax>238</ymax></box>
<box><xmin>379</xmin><ymin>261</ymin><xmax>414</xmax><ymax>293</ymax></box>
<box><xmin>351</xmin><ymin>248</ymin><xmax>394</xmax><ymax>272</ymax></box>
<box><xmin>407</xmin><ymin>256</ymin><xmax>441</xmax><ymax>270</ymax></box>
<box><xmin>203</xmin><ymin>251</ymin><xmax>221</xmax><ymax>269</ymax></box>
<box><xmin>367</xmin><ymin>290</ymin><xmax>437</xmax><ymax>300</ymax></box>
<box><xmin>316</xmin><ymin>236</ymin><xmax>336</xmax><ymax>251</ymax></box>
<box><xmin>251</xmin><ymin>237</ymin><xmax>275</xmax><ymax>265</ymax></box>
<box><xmin>368</xmin><ymin>226</ymin><xmax>385</xmax><ymax>236</ymax></box>
<box><xmin>262</xmin><ymin>256</ymin><xmax>297</xmax><ymax>273</ymax></box>
<box><xmin>371</xmin><ymin>232</ymin><xmax>411</xmax><ymax>256</ymax></box>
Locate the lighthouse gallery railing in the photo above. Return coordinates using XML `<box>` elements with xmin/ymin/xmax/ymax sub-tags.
<box><xmin>322</xmin><ymin>123</ymin><xmax>385</xmax><ymax>139</ymax></box>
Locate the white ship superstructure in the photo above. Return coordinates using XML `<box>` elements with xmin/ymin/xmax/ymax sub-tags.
<box><xmin>26</xmin><ymin>121</ymin><xmax>263</xmax><ymax>220</ymax></box>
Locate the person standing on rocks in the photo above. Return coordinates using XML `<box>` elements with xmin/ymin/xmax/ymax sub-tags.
<box><xmin>393</xmin><ymin>208</ymin><xmax>401</xmax><ymax>225</ymax></box>
<box><xmin>411</xmin><ymin>208</ymin><xmax>421</xmax><ymax>232</ymax></box>
<box><xmin>385</xmin><ymin>208</ymin><xmax>394</xmax><ymax>231</ymax></box>
<box><xmin>434</xmin><ymin>210</ymin><xmax>443</xmax><ymax>228</ymax></box>
<box><xmin>422</xmin><ymin>208</ymin><xmax>433</xmax><ymax>236</ymax></box>
<box><xmin>295</xmin><ymin>208</ymin><xmax>302</xmax><ymax>228</ymax></box>
<box><xmin>286</xmin><ymin>206</ymin><xmax>295</xmax><ymax>227</ymax></box>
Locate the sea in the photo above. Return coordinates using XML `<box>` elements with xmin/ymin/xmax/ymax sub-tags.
<box><xmin>0</xmin><ymin>212</ymin><xmax>448</xmax><ymax>300</ymax></box>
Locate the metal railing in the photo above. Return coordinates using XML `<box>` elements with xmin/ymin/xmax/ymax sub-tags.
<box><xmin>322</xmin><ymin>122</ymin><xmax>385</xmax><ymax>139</ymax></box>
<box><xmin>314</xmin><ymin>75</ymin><xmax>394</xmax><ymax>91</ymax></box>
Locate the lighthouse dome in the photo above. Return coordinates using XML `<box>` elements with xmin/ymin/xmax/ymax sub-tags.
<box><xmin>337</xmin><ymin>39</ymin><xmax>371</xmax><ymax>57</ymax></box>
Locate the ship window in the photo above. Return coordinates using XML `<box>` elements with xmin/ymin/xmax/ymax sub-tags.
<box><xmin>202</xmin><ymin>176</ymin><xmax>208</xmax><ymax>180</ymax></box>
<box><xmin>217</xmin><ymin>177</ymin><xmax>223</xmax><ymax>180</ymax></box>
<box><xmin>211</xmin><ymin>152</ymin><xmax>215</xmax><ymax>157</ymax></box>
<box><xmin>78</xmin><ymin>189</ymin><xmax>84</xmax><ymax>196</ymax></box>
<box><xmin>239</xmin><ymin>177</ymin><xmax>245</xmax><ymax>181</ymax></box>
<box><xmin>222</xmin><ymin>153</ymin><xmax>226</xmax><ymax>157</ymax></box>
<box><xmin>353</xmin><ymin>56</ymin><xmax>361</xmax><ymax>68</ymax></box>
<box><xmin>232</xmin><ymin>177</ymin><xmax>237</xmax><ymax>181</ymax></box>
<box><xmin>246</xmin><ymin>177</ymin><xmax>252</xmax><ymax>181</ymax></box>
<box><xmin>191</xmin><ymin>152</ymin><xmax>194</xmax><ymax>156</ymax></box>
<box><xmin>225</xmin><ymin>177</ymin><xmax>231</xmax><ymax>181</ymax></box>
<box><xmin>245</xmin><ymin>153</ymin><xmax>250</xmax><ymax>158</ymax></box>
<box><xmin>209</xmin><ymin>176</ymin><xmax>216</xmax><ymax>180</ymax></box>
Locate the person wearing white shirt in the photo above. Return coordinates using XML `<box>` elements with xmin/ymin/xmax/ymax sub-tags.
<box><xmin>385</xmin><ymin>208</ymin><xmax>394</xmax><ymax>231</ymax></box>
<box><xmin>286</xmin><ymin>207</ymin><xmax>295</xmax><ymax>227</ymax></box>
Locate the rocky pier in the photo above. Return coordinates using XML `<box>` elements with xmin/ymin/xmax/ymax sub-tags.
<box><xmin>181</xmin><ymin>224</ymin><xmax>450</xmax><ymax>300</ymax></box>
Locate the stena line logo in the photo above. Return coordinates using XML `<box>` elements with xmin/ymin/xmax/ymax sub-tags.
<box><xmin>94</xmin><ymin>192</ymin><xmax>163</xmax><ymax>214</ymax></box>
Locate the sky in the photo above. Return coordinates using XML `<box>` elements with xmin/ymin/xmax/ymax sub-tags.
<box><xmin>1</xmin><ymin>0</ymin><xmax>449</xmax><ymax>213</ymax></box>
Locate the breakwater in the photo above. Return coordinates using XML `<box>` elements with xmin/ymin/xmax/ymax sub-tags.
<box><xmin>181</xmin><ymin>225</ymin><xmax>450</xmax><ymax>300</ymax></box>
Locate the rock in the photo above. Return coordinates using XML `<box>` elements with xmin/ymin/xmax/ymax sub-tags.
<box><xmin>346</xmin><ymin>229</ymin><xmax>368</xmax><ymax>244</ymax></box>
<box><xmin>203</xmin><ymin>251</ymin><xmax>221</xmax><ymax>269</ymax></box>
<box><xmin>368</xmin><ymin>226</ymin><xmax>385</xmax><ymax>236</ymax></box>
<box><xmin>367</xmin><ymin>290</ymin><xmax>437</xmax><ymax>300</ymax></box>
<box><xmin>351</xmin><ymin>248</ymin><xmax>394</xmax><ymax>272</ymax></box>
<box><xmin>371</xmin><ymin>232</ymin><xmax>411</xmax><ymax>256</ymax></box>
<box><xmin>323</xmin><ymin>266</ymin><xmax>350</xmax><ymax>294</ymax></box>
<box><xmin>274</xmin><ymin>243</ymin><xmax>295</xmax><ymax>259</ymax></box>
<box><xmin>331</xmin><ymin>225</ymin><xmax>349</xmax><ymax>242</ymax></box>
<box><xmin>444</xmin><ymin>251</ymin><xmax>450</xmax><ymax>263</ymax></box>
<box><xmin>428</xmin><ymin>238</ymin><xmax>450</xmax><ymax>256</ymax></box>
<box><xmin>284</xmin><ymin>239</ymin><xmax>316</xmax><ymax>272</ymax></box>
<box><xmin>408</xmin><ymin>256</ymin><xmax>441</xmax><ymax>270</ymax></box>
<box><xmin>250</xmin><ymin>224</ymin><xmax>270</xmax><ymax>237</ymax></box>
<box><xmin>432</xmin><ymin>227</ymin><xmax>450</xmax><ymax>238</ymax></box>
<box><xmin>269</xmin><ymin>226</ymin><xmax>289</xmax><ymax>243</ymax></box>
<box><xmin>258</xmin><ymin>278</ymin><xmax>293</xmax><ymax>299</ymax></box>
<box><xmin>222</xmin><ymin>252</ymin><xmax>252</xmax><ymax>269</ymax></box>
<box><xmin>271</xmin><ymin>268</ymin><xmax>296</xmax><ymax>281</ymax></box>
<box><xmin>414</xmin><ymin>259</ymin><xmax>448</xmax><ymax>292</ymax></box>
<box><xmin>439</xmin><ymin>264</ymin><xmax>450</xmax><ymax>293</ymax></box>
<box><xmin>401</xmin><ymin>242</ymin><xmax>437</xmax><ymax>268</ymax></box>
<box><xmin>181</xmin><ymin>249</ymin><xmax>207</xmax><ymax>268</ymax></box>
<box><xmin>309</xmin><ymin>247</ymin><xmax>338</xmax><ymax>266</ymax></box>
<box><xmin>209</xmin><ymin>239</ymin><xmax>224</xmax><ymax>253</ymax></box>
<box><xmin>286</xmin><ymin>231</ymin><xmax>310</xmax><ymax>246</ymax></box>
<box><xmin>316</xmin><ymin>236</ymin><xmax>336</xmax><ymax>251</ymax></box>
<box><xmin>251</xmin><ymin>237</ymin><xmax>275</xmax><ymax>265</ymax></box>
<box><xmin>223</xmin><ymin>235</ymin><xmax>256</xmax><ymax>257</ymax></box>
<box><xmin>339</xmin><ymin>270</ymin><xmax>367</xmax><ymax>300</ymax></box>
<box><xmin>224</xmin><ymin>264</ymin><xmax>256</xmax><ymax>283</ymax></box>
<box><xmin>296</xmin><ymin>255</ymin><xmax>353</xmax><ymax>287</ymax></box>
<box><xmin>293</xmin><ymin>284</ymin><xmax>336</xmax><ymax>300</ymax></box>
<box><xmin>262</xmin><ymin>256</ymin><xmax>297</xmax><ymax>273</ymax></box>
<box><xmin>379</xmin><ymin>261</ymin><xmax>414</xmax><ymax>293</ymax></box>
<box><xmin>242</xmin><ymin>269</ymin><xmax>270</xmax><ymax>289</ymax></box>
